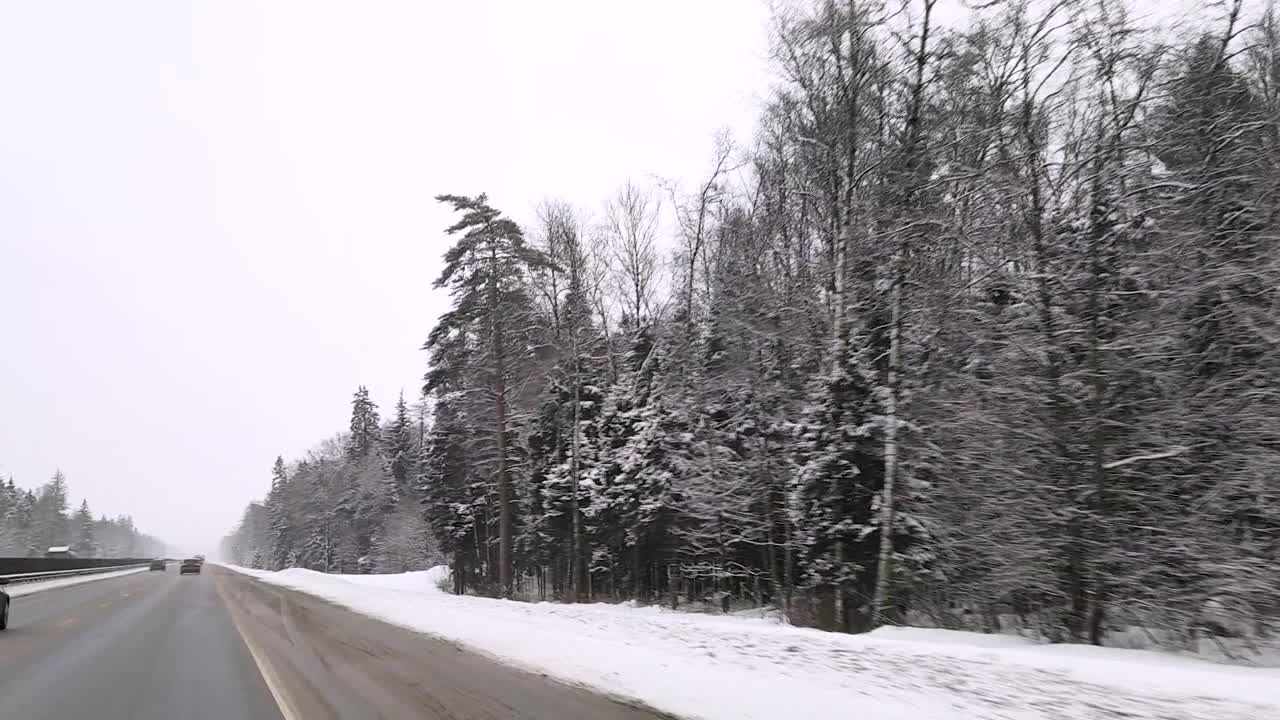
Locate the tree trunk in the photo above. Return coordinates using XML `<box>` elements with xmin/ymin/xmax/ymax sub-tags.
<box><xmin>1084</xmin><ymin>136</ymin><xmax>1111</xmax><ymax>644</ymax></box>
<box><xmin>495</xmin><ymin>382</ymin><xmax>512</xmax><ymax>599</ymax></box>
<box><xmin>872</xmin><ymin>248</ymin><xmax>903</xmax><ymax>628</ymax></box>
<box><xmin>833</xmin><ymin>540</ymin><xmax>846</xmax><ymax>631</ymax></box>
<box><xmin>870</xmin><ymin>0</ymin><xmax>934</xmax><ymax>631</ymax></box>
<box><xmin>490</xmin><ymin>247</ymin><xmax>514</xmax><ymax>600</ymax></box>
<box><xmin>1088</xmin><ymin>587</ymin><xmax>1107</xmax><ymax>646</ymax></box>
<box><xmin>608</xmin><ymin>553</ymin><xmax>617</xmax><ymax>601</ymax></box>
<box><xmin>569</xmin><ymin>379</ymin><xmax>584</xmax><ymax>603</ymax></box>
<box><xmin>632</xmin><ymin>542</ymin><xmax>642</xmax><ymax>602</ymax></box>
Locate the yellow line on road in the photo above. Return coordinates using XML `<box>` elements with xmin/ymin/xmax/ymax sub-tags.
<box><xmin>214</xmin><ymin>572</ymin><xmax>299</xmax><ymax>720</ymax></box>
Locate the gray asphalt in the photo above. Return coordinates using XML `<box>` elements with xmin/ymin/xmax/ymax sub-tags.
<box><xmin>0</xmin><ymin>566</ymin><xmax>284</xmax><ymax>720</ymax></box>
<box><xmin>0</xmin><ymin>566</ymin><xmax>677</xmax><ymax>720</ymax></box>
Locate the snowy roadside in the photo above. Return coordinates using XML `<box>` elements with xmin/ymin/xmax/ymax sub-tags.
<box><xmin>8</xmin><ymin>566</ymin><xmax>149</xmax><ymax>598</ymax></box>
<box><xmin>222</xmin><ymin>564</ymin><xmax>1280</xmax><ymax>720</ymax></box>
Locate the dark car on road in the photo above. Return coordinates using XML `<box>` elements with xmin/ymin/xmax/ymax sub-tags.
<box><xmin>0</xmin><ymin>577</ymin><xmax>10</xmax><ymax>630</ymax></box>
<box><xmin>179</xmin><ymin>558</ymin><xmax>202</xmax><ymax>575</ymax></box>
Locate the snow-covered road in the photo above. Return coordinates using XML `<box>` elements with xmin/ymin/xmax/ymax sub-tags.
<box><xmin>224</xmin><ymin>565</ymin><xmax>1280</xmax><ymax>720</ymax></box>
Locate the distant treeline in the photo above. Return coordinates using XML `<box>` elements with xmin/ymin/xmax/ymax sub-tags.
<box><xmin>0</xmin><ymin>471</ymin><xmax>168</xmax><ymax>558</ymax></box>
<box><xmin>219</xmin><ymin>389</ymin><xmax>439</xmax><ymax>576</ymax></box>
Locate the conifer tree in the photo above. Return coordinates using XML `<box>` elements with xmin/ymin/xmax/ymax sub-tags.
<box><xmin>73</xmin><ymin>500</ymin><xmax>96</xmax><ymax>557</ymax></box>
<box><xmin>427</xmin><ymin>193</ymin><xmax>554</xmax><ymax>598</ymax></box>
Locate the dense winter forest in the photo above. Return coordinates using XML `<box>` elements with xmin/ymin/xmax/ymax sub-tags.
<box><xmin>223</xmin><ymin>0</ymin><xmax>1280</xmax><ymax>646</ymax></box>
<box><xmin>0</xmin><ymin>471</ymin><xmax>168</xmax><ymax>558</ymax></box>
<box><xmin>220</xmin><ymin>389</ymin><xmax>438</xmax><ymax>576</ymax></box>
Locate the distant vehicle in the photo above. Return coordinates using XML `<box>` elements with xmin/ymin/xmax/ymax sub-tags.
<box><xmin>179</xmin><ymin>558</ymin><xmax>202</xmax><ymax>575</ymax></box>
<box><xmin>0</xmin><ymin>577</ymin><xmax>9</xmax><ymax>630</ymax></box>
<box><xmin>44</xmin><ymin>546</ymin><xmax>76</xmax><ymax>558</ymax></box>
<box><xmin>149</xmin><ymin>559</ymin><xmax>166</xmax><ymax>572</ymax></box>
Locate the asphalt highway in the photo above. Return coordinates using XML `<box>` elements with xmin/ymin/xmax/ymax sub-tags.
<box><xmin>0</xmin><ymin>565</ymin><xmax>674</xmax><ymax>720</ymax></box>
<box><xmin>0</xmin><ymin>565</ymin><xmax>282</xmax><ymax>720</ymax></box>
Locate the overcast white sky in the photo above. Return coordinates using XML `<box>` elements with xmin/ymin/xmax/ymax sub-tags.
<box><xmin>0</xmin><ymin>0</ymin><xmax>772</xmax><ymax>553</ymax></box>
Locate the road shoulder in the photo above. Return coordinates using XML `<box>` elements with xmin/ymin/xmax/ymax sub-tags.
<box><xmin>213</xmin><ymin>566</ymin><xmax>677</xmax><ymax>720</ymax></box>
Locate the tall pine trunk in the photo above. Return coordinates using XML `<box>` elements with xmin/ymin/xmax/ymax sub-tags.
<box><xmin>490</xmin><ymin>247</ymin><xmax>514</xmax><ymax>599</ymax></box>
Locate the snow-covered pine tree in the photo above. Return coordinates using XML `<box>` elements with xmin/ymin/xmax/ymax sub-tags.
<box><xmin>32</xmin><ymin>471</ymin><xmax>70</xmax><ymax>552</ymax></box>
<box><xmin>419</xmin><ymin>388</ymin><xmax>484</xmax><ymax>594</ymax></box>
<box><xmin>347</xmin><ymin>386</ymin><xmax>381</xmax><ymax>461</ymax></box>
<box><xmin>0</xmin><ymin>479</ymin><xmax>25</xmax><ymax>555</ymax></box>
<box><xmin>427</xmin><ymin>193</ymin><xmax>555</xmax><ymax>599</ymax></box>
<box><xmin>792</xmin><ymin>332</ymin><xmax>886</xmax><ymax>632</ymax></box>
<box><xmin>72</xmin><ymin>499</ymin><xmax>96</xmax><ymax>557</ymax></box>
<box><xmin>266</xmin><ymin>455</ymin><xmax>292</xmax><ymax>569</ymax></box>
<box><xmin>383</xmin><ymin>391</ymin><xmax>418</xmax><ymax>499</ymax></box>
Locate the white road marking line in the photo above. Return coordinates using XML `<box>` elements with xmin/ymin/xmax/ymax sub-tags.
<box><xmin>214</xmin><ymin>573</ymin><xmax>299</xmax><ymax>720</ymax></box>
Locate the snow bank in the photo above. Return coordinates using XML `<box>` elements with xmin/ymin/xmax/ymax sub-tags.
<box><xmin>318</xmin><ymin>567</ymin><xmax>448</xmax><ymax>593</ymax></box>
<box><xmin>223</xmin><ymin>564</ymin><xmax>1280</xmax><ymax>720</ymax></box>
<box><xmin>8</xmin><ymin>566</ymin><xmax>148</xmax><ymax>598</ymax></box>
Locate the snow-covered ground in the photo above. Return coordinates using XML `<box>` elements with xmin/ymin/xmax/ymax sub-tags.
<box><xmin>7</xmin><ymin>566</ymin><xmax>149</xmax><ymax>598</ymax></box>
<box><xmin>223</xmin><ymin>564</ymin><xmax>1280</xmax><ymax>720</ymax></box>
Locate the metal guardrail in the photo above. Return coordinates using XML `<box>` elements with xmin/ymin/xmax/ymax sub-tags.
<box><xmin>0</xmin><ymin>563</ymin><xmax>152</xmax><ymax>586</ymax></box>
